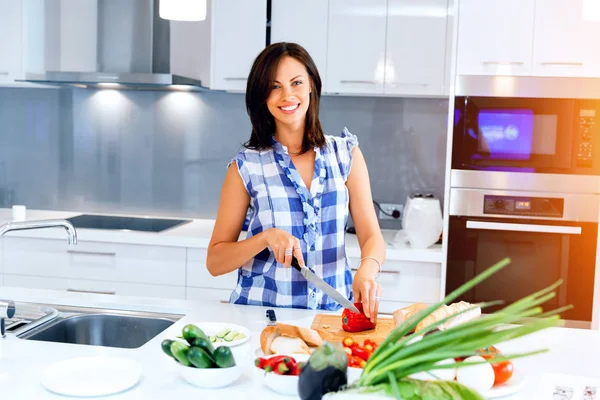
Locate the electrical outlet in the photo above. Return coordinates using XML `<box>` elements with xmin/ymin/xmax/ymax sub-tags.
<box><xmin>378</xmin><ymin>203</ymin><xmax>403</xmax><ymax>220</ymax></box>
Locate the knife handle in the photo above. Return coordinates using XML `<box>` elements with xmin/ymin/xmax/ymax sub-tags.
<box><xmin>291</xmin><ymin>256</ymin><xmax>303</xmax><ymax>272</ymax></box>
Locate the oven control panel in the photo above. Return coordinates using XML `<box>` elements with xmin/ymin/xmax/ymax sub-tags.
<box><xmin>577</xmin><ymin>109</ymin><xmax>597</xmax><ymax>168</ymax></box>
<box><xmin>483</xmin><ymin>195</ymin><xmax>564</xmax><ymax>218</ymax></box>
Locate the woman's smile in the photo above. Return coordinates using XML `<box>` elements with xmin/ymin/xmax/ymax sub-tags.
<box><xmin>279</xmin><ymin>103</ymin><xmax>300</xmax><ymax>114</ymax></box>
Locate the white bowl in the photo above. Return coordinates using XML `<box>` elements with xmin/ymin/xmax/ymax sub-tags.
<box><xmin>347</xmin><ymin>366</ymin><xmax>363</xmax><ymax>383</ymax></box>
<box><xmin>255</xmin><ymin>353</ymin><xmax>309</xmax><ymax>396</ymax></box>
<box><xmin>178</xmin><ymin>362</ymin><xmax>242</xmax><ymax>389</ymax></box>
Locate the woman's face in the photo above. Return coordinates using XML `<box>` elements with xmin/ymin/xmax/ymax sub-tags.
<box><xmin>266</xmin><ymin>56</ymin><xmax>312</xmax><ymax>130</ymax></box>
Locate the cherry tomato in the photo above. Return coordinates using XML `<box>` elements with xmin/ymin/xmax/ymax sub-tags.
<box><xmin>342</xmin><ymin>337</ymin><xmax>354</xmax><ymax>348</ymax></box>
<box><xmin>480</xmin><ymin>354</ymin><xmax>514</xmax><ymax>385</ymax></box>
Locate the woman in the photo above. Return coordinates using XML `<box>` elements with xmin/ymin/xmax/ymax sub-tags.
<box><xmin>206</xmin><ymin>42</ymin><xmax>385</xmax><ymax>322</ymax></box>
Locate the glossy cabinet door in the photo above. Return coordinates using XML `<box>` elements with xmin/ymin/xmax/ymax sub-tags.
<box><xmin>456</xmin><ymin>0</ymin><xmax>534</xmax><ymax>76</ymax></box>
<box><xmin>211</xmin><ymin>0</ymin><xmax>267</xmax><ymax>91</ymax></box>
<box><xmin>270</xmin><ymin>0</ymin><xmax>329</xmax><ymax>90</ymax></box>
<box><xmin>532</xmin><ymin>0</ymin><xmax>600</xmax><ymax>78</ymax></box>
<box><xmin>384</xmin><ymin>0</ymin><xmax>449</xmax><ymax>96</ymax></box>
<box><xmin>326</xmin><ymin>0</ymin><xmax>387</xmax><ymax>94</ymax></box>
<box><xmin>0</xmin><ymin>0</ymin><xmax>23</xmax><ymax>84</ymax></box>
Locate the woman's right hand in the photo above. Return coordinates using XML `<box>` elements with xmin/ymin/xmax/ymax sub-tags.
<box><xmin>264</xmin><ymin>228</ymin><xmax>305</xmax><ymax>268</ymax></box>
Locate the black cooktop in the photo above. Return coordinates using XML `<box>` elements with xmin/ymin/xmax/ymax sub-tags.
<box><xmin>66</xmin><ymin>214</ymin><xmax>191</xmax><ymax>233</ymax></box>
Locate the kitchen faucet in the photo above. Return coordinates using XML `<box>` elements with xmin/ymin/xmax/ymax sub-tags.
<box><xmin>0</xmin><ymin>219</ymin><xmax>78</xmax><ymax>337</ymax></box>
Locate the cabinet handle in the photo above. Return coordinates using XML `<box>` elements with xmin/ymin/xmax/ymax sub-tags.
<box><xmin>482</xmin><ymin>61</ymin><xmax>524</xmax><ymax>65</ymax></box>
<box><xmin>466</xmin><ymin>220</ymin><xmax>582</xmax><ymax>235</ymax></box>
<box><xmin>67</xmin><ymin>288</ymin><xmax>116</xmax><ymax>295</ymax></box>
<box><xmin>540</xmin><ymin>61</ymin><xmax>584</xmax><ymax>66</ymax></box>
<box><xmin>224</xmin><ymin>77</ymin><xmax>247</xmax><ymax>81</ymax></box>
<box><xmin>340</xmin><ymin>80</ymin><xmax>377</xmax><ymax>84</ymax></box>
<box><xmin>0</xmin><ymin>72</ymin><xmax>9</xmax><ymax>76</ymax></box>
<box><xmin>67</xmin><ymin>250</ymin><xmax>116</xmax><ymax>257</ymax></box>
<box><xmin>351</xmin><ymin>268</ymin><xmax>399</xmax><ymax>275</ymax></box>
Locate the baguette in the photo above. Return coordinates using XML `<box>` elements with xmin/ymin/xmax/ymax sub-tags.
<box><xmin>393</xmin><ymin>301</ymin><xmax>481</xmax><ymax>332</ymax></box>
<box><xmin>276</xmin><ymin>323</ymin><xmax>324</xmax><ymax>347</ymax></box>
<box><xmin>393</xmin><ymin>302</ymin><xmax>429</xmax><ymax>327</ymax></box>
<box><xmin>260</xmin><ymin>324</ymin><xmax>324</xmax><ymax>355</ymax></box>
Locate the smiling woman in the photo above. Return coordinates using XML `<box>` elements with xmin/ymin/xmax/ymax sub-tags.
<box><xmin>206</xmin><ymin>42</ymin><xmax>386</xmax><ymax>317</ymax></box>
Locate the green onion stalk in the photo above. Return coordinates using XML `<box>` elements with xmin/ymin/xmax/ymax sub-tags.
<box><xmin>343</xmin><ymin>257</ymin><xmax>571</xmax><ymax>399</ymax></box>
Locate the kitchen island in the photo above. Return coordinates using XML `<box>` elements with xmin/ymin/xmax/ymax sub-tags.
<box><xmin>1</xmin><ymin>287</ymin><xmax>599</xmax><ymax>400</ymax></box>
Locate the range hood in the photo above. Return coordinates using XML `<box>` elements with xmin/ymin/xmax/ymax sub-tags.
<box><xmin>20</xmin><ymin>0</ymin><xmax>206</xmax><ymax>91</ymax></box>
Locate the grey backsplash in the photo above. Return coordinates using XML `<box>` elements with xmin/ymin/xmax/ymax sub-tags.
<box><xmin>0</xmin><ymin>87</ymin><xmax>448</xmax><ymax>230</ymax></box>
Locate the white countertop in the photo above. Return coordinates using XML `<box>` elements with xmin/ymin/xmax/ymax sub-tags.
<box><xmin>1</xmin><ymin>287</ymin><xmax>600</xmax><ymax>400</ymax></box>
<box><xmin>0</xmin><ymin>208</ymin><xmax>444</xmax><ymax>263</ymax></box>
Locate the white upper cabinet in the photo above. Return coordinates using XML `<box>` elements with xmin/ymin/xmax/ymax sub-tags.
<box><xmin>270</xmin><ymin>0</ymin><xmax>329</xmax><ymax>90</ymax></box>
<box><xmin>0</xmin><ymin>0</ymin><xmax>24</xmax><ymax>83</ymax></box>
<box><xmin>211</xmin><ymin>0</ymin><xmax>267</xmax><ymax>91</ymax></box>
<box><xmin>171</xmin><ymin>0</ymin><xmax>267</xmax><ymax>92</ymax></box>
<box><xmin>384</xmin><ymin>0</ymin><xmax>449</xmax><ymax>96</ymax></box>
<box><xmin>532</xmin><ymin>0</ymin><xmax>600</xmax><ymax>77</ymax></box>
<box><xmin>326</xmin><ymin>0</ymin><xmax>388</xmax><ymax>95</ymax></box>
<box><xmin>456</xmin><ymin>0</ymin><xmax>535</xmax><ymax>76</ymax></box>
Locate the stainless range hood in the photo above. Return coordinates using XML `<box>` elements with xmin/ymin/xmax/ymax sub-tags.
<box><xmin>19</xmin><ymin>0</ymin><xmax>206</xmax><ymax>91</ymax></box>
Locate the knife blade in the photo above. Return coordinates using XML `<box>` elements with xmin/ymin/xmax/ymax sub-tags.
<box><xmin>292</xmin><ymin>256</ymin><xmax>360</xmax><ymax>314</ymax></box>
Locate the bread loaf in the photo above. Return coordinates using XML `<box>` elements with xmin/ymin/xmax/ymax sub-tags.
<box><xmin>260</xmin><ymin>324</ymin><xmax>324</xmax><ymax>355</ymax></box>
<box><xmin>393</xmin><ymin>301</ymin><xmax>481</xmax><ymax>332</ymax></box>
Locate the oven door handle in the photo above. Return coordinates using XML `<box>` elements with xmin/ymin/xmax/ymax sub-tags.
<box><xmin>466</xmin><ymin>221</ymin><xmax>582</xmax><ymax>235</ymax></box>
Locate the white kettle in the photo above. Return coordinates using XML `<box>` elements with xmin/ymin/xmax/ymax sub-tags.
<box><xmin>399</xmin><ymin>193</ymin><xmax>443</xmax><ymax>249</ymax></box>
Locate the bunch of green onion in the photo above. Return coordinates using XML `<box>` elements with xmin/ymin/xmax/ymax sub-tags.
<box><xmin>354</xmin><ymin>257</ymin><xmax>570</xmax><ymax>398</ymax></box>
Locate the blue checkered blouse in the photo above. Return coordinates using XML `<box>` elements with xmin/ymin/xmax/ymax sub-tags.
<box><xmin>227</xmin><ymin>128</ymin><xmax>358</xmax><ymax>310</ymax></box>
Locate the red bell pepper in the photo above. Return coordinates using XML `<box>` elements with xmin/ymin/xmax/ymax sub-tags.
<box><xmin>342</xmin><ymin>302</ymin><xmax>376</xmax><ymax>332</ymax></box>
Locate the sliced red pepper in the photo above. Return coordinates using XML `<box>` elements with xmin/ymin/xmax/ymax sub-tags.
<box><xmin>351</xmin><ymin>346</ymin><xmax>371</xmax><ymax>361</ymax></box>
<box><xmin>342</xmin><ymin>302</ymin><xmax>376</xmax><ymax>332</ymax></box>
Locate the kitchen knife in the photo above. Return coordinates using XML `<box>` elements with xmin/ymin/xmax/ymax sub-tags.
<box><xmin>291</xmin><ymin>256</ymin><xmax>360</xmax><ymax>314</ymax></box>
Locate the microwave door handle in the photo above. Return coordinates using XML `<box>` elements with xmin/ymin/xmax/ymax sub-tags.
<box><xmin>466</xmin><ymin>221</ymin><xmax>582</xmax><ymax>235</ymax></box>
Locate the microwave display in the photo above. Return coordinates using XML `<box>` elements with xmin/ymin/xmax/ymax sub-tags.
<box><xmin>452</xmin><ymin>97</ymin><xmax>600</xmax><ymax>175</ymax></box>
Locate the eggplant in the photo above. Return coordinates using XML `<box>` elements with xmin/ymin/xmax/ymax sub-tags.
<box><xmin>298</xmin><ymin>342</ymin><xmax>348</xmax><ymax>400</ymax></box>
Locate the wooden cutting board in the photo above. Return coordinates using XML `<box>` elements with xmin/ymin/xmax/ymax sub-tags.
<box><xmin>311</xmin><ymin>313</ymin><xmax>396</xmax><ymax>345</ymax></box>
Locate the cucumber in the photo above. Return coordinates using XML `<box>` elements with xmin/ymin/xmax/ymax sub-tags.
<box><xmin>188</xmin><ymin>347</ymin><xmax>216</xmax><ymax>368</ymax></box>
<box><xmin>182</xmin><ymin>324</ymin><xmax>209</xmax><ymax>345</ymax></box>
<box><xmin>161</xmin><ymin>339</ymin><xmax>175</xmax><ymax>359</ymax></box>
<box><xmin>215</xmin><ymin>328</ymin><xmax>230</xmax><ymax>338</ymax></box>
<box><xmin>191</xmin><ymin>337</ymin><xmax>215</xmax><ymax>356</ymax></box>
<box><xmin>233</xmin><ymin>332</ymin><xmax>246</xmax><ymax>341</ymax></box>
<box><xmin>213</xmin><ymin>346</ymin><xmax>236</xmax><ymax>368</ymax></box>
<box><xmin>209</xmin><ymin>336</ymin><xmax>217</xmax><ymax>343</ymax></box>
<box><xmin>223</xmin><ymin>330</ymin><xmax>238</xmax><ymax>341</ymax></box>
<box><xmin>170</xmin><ymin>341</ymin><xmax>192</xmax><ymax>366</ymax></box>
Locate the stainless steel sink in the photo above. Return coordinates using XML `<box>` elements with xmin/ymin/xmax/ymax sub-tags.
<box><xmin>18</xmin><ymin>304</ymin><xmax>183</xmax><ymax>349</ymax></box>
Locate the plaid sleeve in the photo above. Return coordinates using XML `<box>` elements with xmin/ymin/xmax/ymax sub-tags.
<box><xmin>227</xmin><ymin>152</ymin><xmax>251</xmax><ymax>196</ymax></box>
<box><xmin>338</xmin><ymin>127</ymin><xmax>359</xmax><ymax>180</ymax></box>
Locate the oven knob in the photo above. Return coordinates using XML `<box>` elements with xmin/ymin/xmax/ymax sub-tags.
<box><xmin>494</xmin><ymin>200</ymin><xmax>505</xmax><ymax>209</ymax></box>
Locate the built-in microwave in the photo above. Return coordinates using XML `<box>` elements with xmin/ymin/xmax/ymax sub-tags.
<box><xmin>451</xmin><ymin>95</ymin><xmax>600</xmax><ymax>175</ymax></box>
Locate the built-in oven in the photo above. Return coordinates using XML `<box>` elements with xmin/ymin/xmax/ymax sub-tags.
<box><xmin>446</xmin><ymin>188</ymin><xmax>599</xmax><ymax>326</ymax></box>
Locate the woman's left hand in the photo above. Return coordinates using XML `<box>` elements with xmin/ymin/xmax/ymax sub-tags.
<box><xmin>352</xmin><ymin>268</ymin><xmax>381</xmax><ymax>324</ymax></box>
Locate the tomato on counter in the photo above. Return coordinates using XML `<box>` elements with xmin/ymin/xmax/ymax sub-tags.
<box><xmin>454</xmin><ymin>346</ymin><xmax>514</xmax><ymax>386</ymax></box>
<box><xmin>341</xmin><ymin>337</ymin><xmax>378</xmax><ymax>368</ymax></box>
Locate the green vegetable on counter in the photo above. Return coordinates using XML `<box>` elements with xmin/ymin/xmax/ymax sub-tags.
<box><xmin>182</xmin><ymin>324</ymin><xmax>209</xmax><ymax>345</ymax></box>
<box><xmin>321</xmin><ymin>257</ymin><xmax>571</xmax><ymax>400</ymax></box>
<box><xmin>187</xmin><ymin>346</ymin><xmax>216</xmax><ymax>368</ymax></box>
<box><xmin>213</xmin><ymin>346</ymin><xmax>236</xmax><ymax>368</ymax></box>
<box><xmin>170</xmin><ymin>341</ymin><xmax>192</xmax><ymax>367</ymax></box>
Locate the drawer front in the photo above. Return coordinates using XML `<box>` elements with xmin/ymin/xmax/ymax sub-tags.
<box><xmin>4</xmin><ymin>274</ymin><xmax>186</xmax><ymax>300</ymax></box>
<box><xmin>186</xmin><ymin>248</ymin><xmax>238</xmax><ymax>290</ymax></box>
<box><xmin>350</xmin><ymin>259</ymin><xmax>441</xmax><ymax>304</ymax></box>
<box><xmin>3</xmin><ymin>237</ymin><xmax>186</xmax><ymax>286</ymax></box>
<box><xmin>186</xmin><ymin>287</ymin><xmax>232</xmax><ymax>303</ymax></box>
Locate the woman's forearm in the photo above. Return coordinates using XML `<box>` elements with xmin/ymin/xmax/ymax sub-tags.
<box><xmin>207</xmin><ymin>231</ymin><xmax>269</xmax><ymax>276</ymax></box>
<box><xmin>356</xmin><ymin>233</ymin><xmax>386</xmax><ymax>278</ymax></box>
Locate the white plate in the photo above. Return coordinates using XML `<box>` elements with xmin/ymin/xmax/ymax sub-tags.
<box><xmin>190</xmin><ymin>322</ymin><xmax>251</xmax><ymax>347</ymax></box>
<box><xmin>41</xmin><ymin>356</ymin><xmax>142</xmax><ymax>397</ymax></box>
<box><xmin>484</xmin><ymin>369</ymin><xmax>525</xmax><ymax>398</ymax></box>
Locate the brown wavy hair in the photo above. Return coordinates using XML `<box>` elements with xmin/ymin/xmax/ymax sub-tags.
<box><xmin>244</xmin><ymin>42</ymin><xmax>325</xmax><ymax>152</ymax></box>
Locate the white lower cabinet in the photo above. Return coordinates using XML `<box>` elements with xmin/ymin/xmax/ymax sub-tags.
<box><xmin>3</xmin><ymin>274</ymin><xmax>186</xmax><ymax>299</ymax></box>
<box><xmin>186</xmin><ymin>248</ymin><xmax>238</xmax><ymax>302</ymax></box>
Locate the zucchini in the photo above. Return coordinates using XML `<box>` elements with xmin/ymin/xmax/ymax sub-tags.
<box><xmin>191</xmin><ymin>337</ymin><xmax>215</xmax><ymax>356</ymax></box>
<box><xmin>215</xmin><ymin>328</ymin><xmax>230</xmax><ymax>338</ymax></box>
<box><xmin>213</xmin><ymin>346</ymin><xmax>236</xmax><ymax>368</ymax></box>
<box><xmin>170</xmin><ymin>341</ymin><xmax>192</xmax><ymax>366</ymax></box>
<box><xmin>161</xmin><ymin>339</ymin><xmax>175</xmax><ymax>359</ymax></box>
<box><xmin>188</xmin><ymin>347</ymin><xmax>216</xmax><ymax>368</ymax></box>
<box><xmin>223</xmin><ymin>330</ymin><xmax>238</xmax><ymax>342</ymax></box>
<box><xmin>182</xmin><ymin>324</ymin><xmax>209</xmax><ymax>345</ymax></box>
